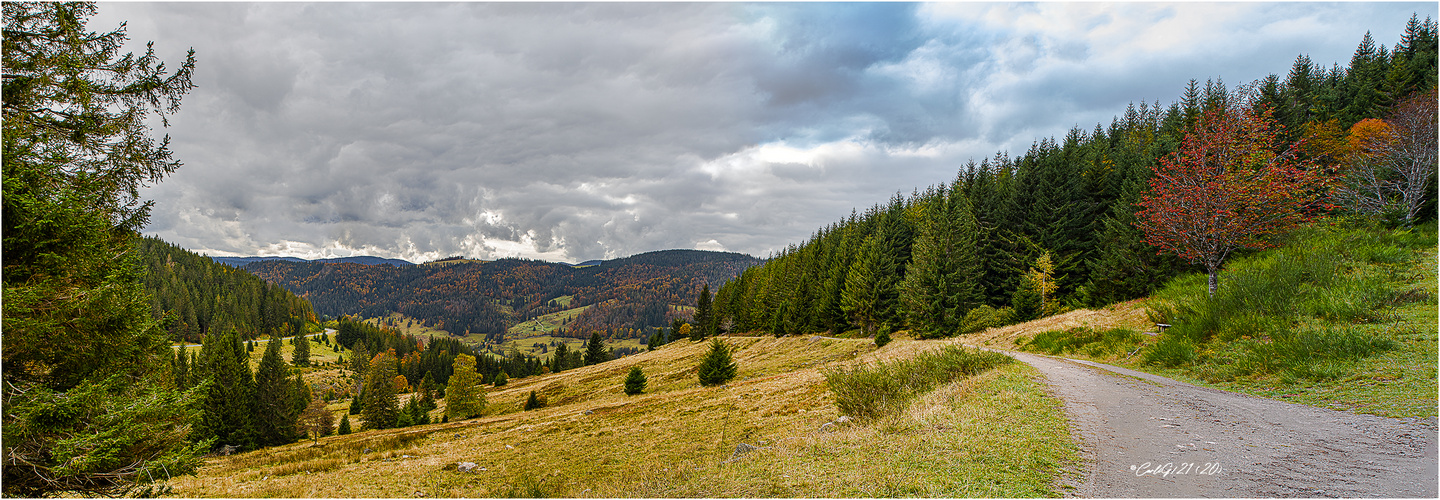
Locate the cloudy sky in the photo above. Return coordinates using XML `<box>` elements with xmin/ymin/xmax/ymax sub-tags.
<box><xmin>95</xmin><ymin>2</ymin><xmax>1432</xmax><ymax>263</ymax></box>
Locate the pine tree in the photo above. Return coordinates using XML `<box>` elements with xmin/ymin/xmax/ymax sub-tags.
<box><xmin>697</xmin><ymin>338</ymin><xmax>738</xmax><ymax>386</ymax></box>
<box><xmin>360</xmin><ymin>351</ymin><xmax>399</xmax><ymax>430</ymax></box>
<box><xmin>254</xmin><ymin>335</ymin><xmax>299</xmax><ymax>447</ymax></box>
<box><xmin>493</xmin><ymin>371</ymin><xmax>508</xmax><ymax>387</ymax></box>
<box><xmin>624</xmin><ymin>366</ymin><xmax>647</xmax><ymax>395</ymax></box>
<box><xmin>445</xmin><ymin>354</ymin><xmax>485</xmax><ymax>420</ymax></box>
<box><xmin>584</xmin><ymin>332</ymin><xmax>609</xmax><ymax>366</ymax></box>
<box><xmin>292</xmin><ymin>331</ymin><xmax>311</xmax><ymax>367</ymax></box>
<box><xmin>523</xmin><ymin>390</ymin><xmax>543</xmax><ymax>411</ymax></box>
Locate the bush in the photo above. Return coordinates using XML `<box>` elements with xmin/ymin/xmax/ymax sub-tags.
<box><xmin>823</xmin><ymin>346</ymin><xmax>1011</xmax><ymax>422</ymax></box>
<box><xmin>874</xmin><ymin>328</ymin><xmax>892</xmax><ymax>348</ymax></box>
<box><xmin>960</xmin><ymin>305</ymin><xmax>1011</xmax><ymax>333</ymax></box>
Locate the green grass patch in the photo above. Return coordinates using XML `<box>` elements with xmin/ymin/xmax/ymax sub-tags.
<box><xmin>1021</xmin><ymin>326</ymin><xmax>1144</xmax><ymax>358</ymax></box>
<box><xmin>1126</xmin><ymin>222</ymin><xmax>1438</xmax><ymax>417</ymax></box>
<box><xmin>822</xmin><ymin>346</ymin><xmax>1012</xmax><ymax>423</ymax></box>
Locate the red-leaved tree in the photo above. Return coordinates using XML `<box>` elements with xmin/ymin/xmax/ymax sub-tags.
<box><xmin>1136</xmin><ymin>103</ymin><xmax>1325</xmax><ymax>297</ymax></box>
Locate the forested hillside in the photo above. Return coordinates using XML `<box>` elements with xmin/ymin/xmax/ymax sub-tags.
<box><xmin>246</xmin><ymin>249</ymin><xmax>760</xmax><ymax>341</ymax></box>
<box><xmin>138</xmin><ymin>236</ymin><xmax>316</xmax><ymax>343</ymax></box>
<box><xmin>713</xmin><ymin>18</ymin><xmax>1438</xmax><ymax>340</ymax></box>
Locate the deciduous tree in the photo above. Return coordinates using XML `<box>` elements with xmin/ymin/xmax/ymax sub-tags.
<box><xmin>1136</xmin><ymin>103</ymin><xmax>1324</xmax><ymax>297</ymax></box>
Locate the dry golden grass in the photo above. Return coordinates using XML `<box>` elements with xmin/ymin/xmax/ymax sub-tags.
<box><xmin>166</xmin><ymin>335</ymin><xmax>1076</xmax><ymax>498</ymax></box>
<box><xmin>965</xmin><ymin>300</ymin><xmax>1154</xmax><ymax>352</ymax></box>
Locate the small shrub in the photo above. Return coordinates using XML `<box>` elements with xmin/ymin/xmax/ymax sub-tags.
<box><xmin>494</xmin><ymin>371</ymin><xmax>508</xmax><ymax>387</ymax></box>
<box><xmin>874</xmin><ymin>329</ymin><xmax>891</xmax><ymax>348</ymax></box>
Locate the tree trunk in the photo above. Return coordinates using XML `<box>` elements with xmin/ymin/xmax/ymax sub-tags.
<box><xmin>1207</xmin><ymin>268</ymin><xmax>1219</xmax><ymax>298</ymax></box>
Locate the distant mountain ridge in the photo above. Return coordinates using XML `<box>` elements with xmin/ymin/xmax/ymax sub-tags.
<box><xmin>241</xmin><ymin>248</ymin><xmax>761</xmax><ymax>342</ymax></box>
<box><xmin>211</xmin><ymin>255</ymin><xmax>415</xmax><ymax>267</ymax></box>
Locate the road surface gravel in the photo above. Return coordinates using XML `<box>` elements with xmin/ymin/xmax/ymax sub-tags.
<box><xmin>1000</xmin><ymin>350</ymin><xmax>1438</xmax><ymax>498</ymax></box>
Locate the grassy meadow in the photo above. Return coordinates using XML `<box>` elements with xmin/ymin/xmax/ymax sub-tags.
<box><xmin>990</xmin><ymin>223</ymin><xmax>1438</xmax><ymax>418</ymax></box>
<box><xmin>164</xmin><ymin>335</ymin><xmax>1076</xmax><ymax>497</ymax></box>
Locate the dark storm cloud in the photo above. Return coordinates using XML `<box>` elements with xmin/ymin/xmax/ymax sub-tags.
<box><xmin>92</xmin><ymin>2</ymin><xmax>1432</xmax><ymax>262</ymax></box>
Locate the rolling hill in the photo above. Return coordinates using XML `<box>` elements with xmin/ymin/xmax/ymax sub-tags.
<box><xmin>244</xmin><ymin>249</ymin><xmax>762</xmax><ymax>342</ymax></box>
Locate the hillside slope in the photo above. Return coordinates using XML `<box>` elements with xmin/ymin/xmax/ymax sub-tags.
<box><xmin>165</xmin><ymin>335</ymin><xmax>1076</xmax><ymax>497</ymax></box>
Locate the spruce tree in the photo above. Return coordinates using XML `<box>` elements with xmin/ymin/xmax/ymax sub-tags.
<box><xmin>841</xmin><ymin>233</ymin><xmax>896</xmax><ymax>336</ymax></box>
<box><xmin>444</xmin><ymin>354</ymin><xmax>485</xmax><ymax>420</ymax></box>
<box><xmin>584</xmin><ymin>332</ymin><xmax>609</xmax><ymax>366</ymax></box>
<box><xmin>494</xmin><ymin>371</ymin><xmax>508</xmax><ymax>387</ymax></box>
<box><xmin>697</xmin><ymin>338</ymin><xmax>738</xmax><ymax>386</ymax></box>
<box><xmin>694</xmin><ymin>284</ymin><xmax>714</xmax><ymax>338</ymax></box>
<box><xmin>196</xmin><ymin>328</ymin><xmax>257</xmax><ymax>451</ymax></box>
<box><xmin>292</xmin><ymin>331</ymin><xmax>311</xmax><ymax>367</ymax></box>
<box><xmin>253</xmin><ymin>335</ymin><xmax>298</xmax><ymax>447</ymax></box>
<box><xmin>523</xmin><ymin>390</ymin><xmax>543</xmax><ymax>411</ymax></box>
<box><xmin>550</xmin><ymin>342</ymin><xmax>571</xmax><ymax>373</ymax></box>
<box><xmin>360</xmin><ymin>351</ymin><xmax>399</xmax><ymax>430</ymax></box>
<box><xmin>874</xmin><ymin>328</ymin><xmax>892</xmax><ymax>348</ymax></box>
<box><xmin>900</xmin><ymin>188</ymin><xmax>981</xmax><ymax>339</ymax></box>
<box><xmin>624</xmin><ymin>366</ymin><xmax>647</xmax><ymax>395</ymax></box>
<box><xmin>174</xmin><ymin>344</ymin><xmax>191</xmax><ymax>389</ymax></box>
<box><xmin>337</xmin><ymin>414</ymin><xmax>352</xmax><ymax>435</ymax></box>
<box><xmin>350</xmin><ymin>342</ymin><xmax>370</xmax><ymax>390</ymax></box>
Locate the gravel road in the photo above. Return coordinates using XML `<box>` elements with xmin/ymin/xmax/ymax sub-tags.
<box><xmin>1001</xmin><ymin>350</ymin><xmax>1438</xmax><ymax>498</ymax></box>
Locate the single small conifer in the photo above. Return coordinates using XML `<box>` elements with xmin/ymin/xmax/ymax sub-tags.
<box><xmin>874</xmin><ymin>328</ymin><xmax>892</xmax><ymax>348</ymax></box>
<box><xmin>697</xmin><ymin>338</ymin><xmax>738</xmax><ymax>386</ymax></box>
<box><xmin>523</xmin><ymin>390</ymin><xmax>543</xmax><ymax>411</ymax></box>
<box><xmin>337</xmin><ymin>414</ymin><xmax>352</xmax><ymax>435</ymax></box>
<box><xmin>624</xmin><ymin>366</ymin><xmax>647</xmax><ymax>395</ymax></box>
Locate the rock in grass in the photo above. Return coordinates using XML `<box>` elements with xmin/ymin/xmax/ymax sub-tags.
<box><xmin>724</xmin><ymin>442</ymin><xmax>769</xmax><ymax>463</ymax></box>
<box><xmin>456</xmin><ymin>462</ymin><xmax>478</xmax><ymax>472</ymax></box>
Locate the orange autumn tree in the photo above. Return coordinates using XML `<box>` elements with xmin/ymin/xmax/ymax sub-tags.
<box><xmin>1136</xmin><ymin>102</ymin><xmax>1325</xmax><ymax>298</ymax></box>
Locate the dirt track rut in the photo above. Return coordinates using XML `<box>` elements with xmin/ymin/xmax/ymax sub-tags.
<box><xmin>1000</xmin><ymin>350</ymin><xmax>1438</xmax><ymax>498</ymax></box>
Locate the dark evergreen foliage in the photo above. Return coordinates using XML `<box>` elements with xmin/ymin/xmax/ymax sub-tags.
<box><xmin>1</xmin><ymin>3</ymin><xmax>207</xmax><ymax>493</ymax></box>
<box><xmin>523</xmin><ymin>390</ymin><xmax>543</xmax><ymax>411</ymax></box>
<box><xmin>624</xmin><ymin>366</ymin><xmax>647</xmax><ymax>395</ymax></box>
<box><xmin>697</xmin><ymin>339</ymin><xmax>738</xmax><ymax>386</ymax></box>
<box><xmin>583</xmin><ymin>332</ymin><xmax>609</xmax><ymax>366</ymax></box>
<box><xmin>253</xmin><ymin>336</ymin><xmax>299</xmax><ymax>447</ymax></box>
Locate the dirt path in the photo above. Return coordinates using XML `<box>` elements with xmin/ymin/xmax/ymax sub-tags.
<box><xmin>1000</xmin><ymin>350</ymin><xmax>1438</xmax><ymax>498</ymax></box>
